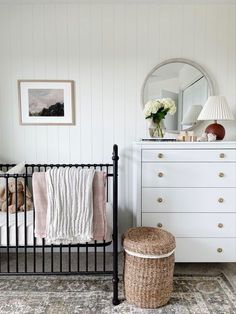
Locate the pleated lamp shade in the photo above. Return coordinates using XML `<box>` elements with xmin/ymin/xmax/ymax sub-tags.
<box><xmin>197</xmin><ymin>96</ymin><xmax>234</xmax><ymax>121</ymax></box>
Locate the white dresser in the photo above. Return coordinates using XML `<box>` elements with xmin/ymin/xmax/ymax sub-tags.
<box><xmin>133</xmin><ymin>141</ymin><xmax>236</xmax><ymax>262</ymax></box>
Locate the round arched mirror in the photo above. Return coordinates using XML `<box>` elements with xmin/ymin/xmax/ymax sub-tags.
<box><xmin>141</xmin><ymin>58</ymin><xmax>215</xmax><ymax>132</ymax></box>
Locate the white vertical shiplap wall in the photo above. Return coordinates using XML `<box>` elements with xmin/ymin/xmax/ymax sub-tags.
<box><xmin>0</xmin><ymin>1</ymin><xmax>235</xmax><ymax>232</ymax></box>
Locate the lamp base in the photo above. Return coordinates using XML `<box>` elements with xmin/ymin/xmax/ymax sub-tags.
<box><xmin>205</xmin><ymin>122</ymin><xmax>225</xmax><ymax>140</ymax></box>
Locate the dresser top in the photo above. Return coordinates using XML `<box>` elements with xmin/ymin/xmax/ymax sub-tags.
<box><xmin>134</xmin><ymin>141</ymin><xmax>236</xmax><ymax>149</ymax></box>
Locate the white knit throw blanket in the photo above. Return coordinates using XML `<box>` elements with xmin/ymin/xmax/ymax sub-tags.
<box><xmin>45</xmin><ymin>167</ymin><xmax>95</xmax><ymax>244</ymax></box>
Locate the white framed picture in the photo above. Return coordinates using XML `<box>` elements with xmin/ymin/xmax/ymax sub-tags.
<box><xmin>18</xmin><ymin>80</ymin><xmax>74</xmax><ymax>125</ymax></box>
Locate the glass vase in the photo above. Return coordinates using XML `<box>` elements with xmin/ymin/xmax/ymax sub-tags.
<box><xmin>148</xmin><ymin>120</ymin><xmax>164</xmax><ymax>138</ymax></box>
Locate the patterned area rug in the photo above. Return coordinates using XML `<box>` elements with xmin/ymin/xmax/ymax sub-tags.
<box><xmin>0</xmin><ymin>274</ymin><xmax>235</xmax><ymax>313</ymax></box>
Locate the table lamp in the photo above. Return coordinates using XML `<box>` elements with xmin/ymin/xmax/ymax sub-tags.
<box><xmin>197</xmin><ymin>96</ymin><xmax>234</xmax><ymax>140</ymax></box>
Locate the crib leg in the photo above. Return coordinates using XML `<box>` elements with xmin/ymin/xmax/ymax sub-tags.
<box><xmin>112</xmin><ymin>275</ymin><xmax>120</xmax><ymax>306</ymax></box>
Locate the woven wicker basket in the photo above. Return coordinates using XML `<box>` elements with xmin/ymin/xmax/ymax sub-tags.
<box><xmin>123</xmin><ymin>227</ymin><xmax>176</xmax><ymax>309</ymax></box>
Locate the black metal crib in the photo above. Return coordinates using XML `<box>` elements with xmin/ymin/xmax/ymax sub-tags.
<box><xmin>0</xmin><ymin>144</ymin><xmax>120</xmax><ymax>305</ymax></box>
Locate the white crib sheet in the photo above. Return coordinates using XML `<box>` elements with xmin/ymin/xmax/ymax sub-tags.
<box><xmin>0</xmin><ymin>203</ymin><xmax>113</xmax><ymax>246</ymax></box>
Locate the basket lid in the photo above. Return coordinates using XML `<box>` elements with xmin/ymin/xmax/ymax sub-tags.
<box><xmin>123</xmin><ymin>227</ymin><xmax>176</xmax><ymax>256</ymax></box>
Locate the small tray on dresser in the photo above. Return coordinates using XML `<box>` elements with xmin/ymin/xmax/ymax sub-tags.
<box><xmin>141</xmin><ymin>138</ymin><xmax>177</xmax><ymax>142</ymax></box>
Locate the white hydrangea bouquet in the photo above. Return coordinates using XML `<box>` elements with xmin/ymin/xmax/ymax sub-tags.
<box><xmin>143</xmin><ymin>98</ymin><xmax>176</xmax><ymax>138</ymax></box>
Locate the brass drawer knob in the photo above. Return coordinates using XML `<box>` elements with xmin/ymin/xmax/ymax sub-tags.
<box><xmin>219</xmin><ymin>172</ymin><xmax>224</xmax><ymax>178</ymax></box>
<box><xmin>158</xmin><ymin>153</ymin><xmax>163</xmax><ymax>159</ymax></box>
<box><xmin>158</xmin><ymin>172</ymin><xmax>163</xmax><ymax>177</ymax></box>
<box><xmin>218</xmin><ymin>223</ymin><xmax>224</xmax><ymax>228</ymax></box>
<box><xmin>217</xmin><ymin>248</ymin><xmax>223</xmax><ymax>253</ymax></box>
<box><xmin>218</xmin><ymin>198</ymin><xmax>224</xmax><ymax>203</ymax></box>
<box><xmin>220</xmin><ymin>153</ymin><xmax>225</xmax><ymax>159</ymax></box>
<box><xmin>157</xmin><ymin>223</ymin><xmax>163</xmax><ymax>228</ymax></box>
<box><xmin>157</xmin><ymin>197</ymin><xmax>163</xmax><ymax>203</ymax></box>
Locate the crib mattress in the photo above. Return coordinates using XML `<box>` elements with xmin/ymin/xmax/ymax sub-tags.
<box><xmin>0</xmin><ymin>203</ymin><xmax>113</xmax><ymax>246</ymax></box>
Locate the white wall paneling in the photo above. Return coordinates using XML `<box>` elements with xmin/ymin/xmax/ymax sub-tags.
<box><xmin>0</xmin><ymin>1</ymin><xmax>235</xmax><ymax>234</ymax></box>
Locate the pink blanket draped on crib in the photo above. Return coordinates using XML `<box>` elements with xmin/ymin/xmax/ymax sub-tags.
<box><xmin>32</xmin><ymin>171</ymin><xmax>107</xmax><ymax>241</ymax></box>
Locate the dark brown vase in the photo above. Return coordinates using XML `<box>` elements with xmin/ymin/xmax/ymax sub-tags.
<box><xmin>205</xmin><ymin>122</ymin><xmax>225</xmax><ymax>140</ymax></box>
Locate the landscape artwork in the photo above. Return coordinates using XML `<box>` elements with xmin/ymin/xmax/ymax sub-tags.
<box><xmin>19</xmin><ymin>80</ymin><xmax>74</xmax><ymax>125</ymax></box>
<box><xmin>29</xmin><ymin>89</ymin><xmax>64</xmax><ymax>117</ymax></box>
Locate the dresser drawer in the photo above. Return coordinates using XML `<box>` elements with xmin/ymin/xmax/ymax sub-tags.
<box><xmin>142</xmin><ymin>149</ymin><xmax>236</xmax><ymax>162</ymax></box>
<box><xmin>175</xmin><ymin>238</ymin><xmax>236</xmax><ymax>262</ymax></box>
<box><xmin>142</xmin><ymin>213</ymin><xmax>236</xmax><ymax>237</ymax></box>
<box><xmin>142</xmin><ymin>163</ymin><xmax>236</xmax><ymax>187</ymax></box>
<box><xmin>142</xmin><ymin>188</ymin><xmax>236</xmax><ymax>213</ymax></box>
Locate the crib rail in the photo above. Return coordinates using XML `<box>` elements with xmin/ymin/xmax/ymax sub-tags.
<box><xmin>0</xmin><ymin>145</ymin><xmax>119</xmax><ymax>304</ymax></box>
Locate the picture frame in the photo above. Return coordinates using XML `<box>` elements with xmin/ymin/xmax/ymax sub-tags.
<box><xmin>18</xmin><ymin>80</ymin><xmax>75</xmax><ymax>125</ymax></box>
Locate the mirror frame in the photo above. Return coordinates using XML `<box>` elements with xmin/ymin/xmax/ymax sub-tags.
<box><xmin>141</xmin><ymin>58</ymin><xmax>215</xmax><ymax>131</ymax></box>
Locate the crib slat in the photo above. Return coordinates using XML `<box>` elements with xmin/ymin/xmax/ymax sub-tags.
<box><xmin>33</xmin><ymin>244</ymin><xmax>36</xmax><ymax>273</ymax></box>
<box><xmin>103</xmin><ymin>240</ymin><xmax>106</xmax><ymax>272</ymax></box>
<box><xmin>51</xmin><ymin>244</ymin><xmax>54</xmax><ymax>272</ymax></box>
<box><xmin>42</xmin><ymin>238</ymin><xmax>45</xmax><ymax>272</ymax></box>
<box><xmin>106</xmin><ymin>165</ymin><xmax>109</xmax><ymax>202</ymax></box>
<box><xmin>60</xmin><ymin>244</ymin><xmax>62</xmax><ymax>272</ymax></box>
<box><xmin>24</xmin><ymin>176</ymin><xmax>27</xmax><ymax>273</ymax></box>
<box><xmin>68</xmin><ymin>244</ymin><xmax>71</xmax><ymax>272</ymax></box>
<box><xmin>86</xmin><ymin>243</ymin><xmax>88</xmax><ymax>272</ymax></box>
<box><xmin>6</xmin><ymin>177</ymin><xmax>10</xmax><ymax>272</ymax></box>
<box><xmin>32</xmin><ymin>166</ymin><xmax>37</xmax><ymax>272</ymax></box>
<box><xmin>77</xmin><ymin>245</ymin><xmax>80</xmax><ymax>272</ymax></box>
<box><xmin>94</xmin><ymin>241</ymin><xmax>97</xmax><ymax>272</ymax></box>
<box><xmin>15</xmin><ymin>177</ymin><xmax>19</xmax><ymax>273</ymax></box>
